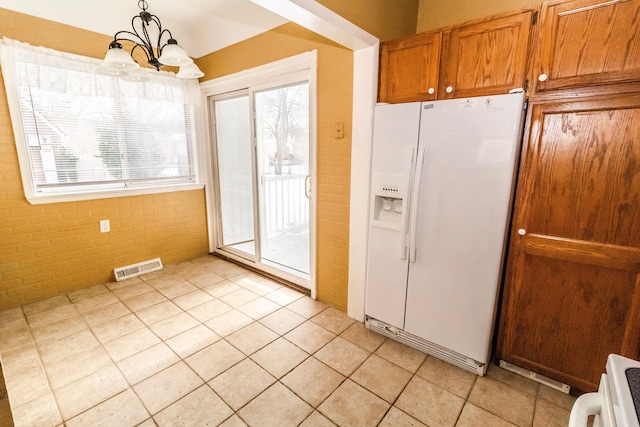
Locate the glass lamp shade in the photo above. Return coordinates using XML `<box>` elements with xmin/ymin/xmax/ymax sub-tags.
<box><xmin>158</xmin><ymin>42</ymin><xmax>193</xmax><ymax>66</ymax></box>
<box><xmin>96</xmin><ymin>46</ymin><xmax>140</xmax><ymax>75</ymax></box>
<box><xmin>177</xmin><ymin>62</ymin><xmax>204</xmax><ymax>79</ymax></box>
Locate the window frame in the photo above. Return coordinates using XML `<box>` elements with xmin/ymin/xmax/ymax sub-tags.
<box><xmin>1</xmin><ymin>40</ymin><xmax>205</xmax><ymax>205</ymax></box>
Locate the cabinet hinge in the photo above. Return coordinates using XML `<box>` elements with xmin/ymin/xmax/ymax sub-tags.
<box><xmin>524</xmin><ymin>79</ymin><xmax>529</xmax><ymax>92</ymax></box>
<box><xmin>532</xmin><ymin>11</ymin><xmax>539</xmax><ymax>25</ymax></box>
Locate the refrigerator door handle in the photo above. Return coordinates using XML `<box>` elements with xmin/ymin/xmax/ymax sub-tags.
<box><xmin>399</xmin><ymin>148</ymin><xmax>416</xmax><ymax>261</ymax></box>
<box><xmin>400</xmin><ymin>220</ymin><xmax>407</xmax><ymax>260</ymax></box>
<box><xmin>409</xmin><ymin>147</ymin><xmax>425</xmax><ymax>263</ymax></box>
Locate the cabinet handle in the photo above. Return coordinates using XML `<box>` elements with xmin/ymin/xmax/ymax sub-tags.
<box><xmin>445</xmin><ymin>86</ymin><xmax>453</xmax><ymax>93</ymax></box>
<box><xmin>428</xmin><ymin>87</ymin><xmax>435</xmax><ymax>95</ymax></box>
<box><xmin>559</xmin><ymin>0</ymin><xmax>626</xmax><ymax>16</ymax></box>
<box><xmin>538</xmin><ymin>74</ymin><xmax>548</xmax><ymax>82</ymax></box>
<box><xmin>518</xmin><ymin>229</ymin><xmax>527</xmax><ymax>236</ymax></box>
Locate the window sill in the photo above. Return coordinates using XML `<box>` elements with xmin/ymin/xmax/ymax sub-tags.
<box><xmin>25</xmin><ymin>182</ymin><xmax>205</xmax><ymax>205</ymax></box>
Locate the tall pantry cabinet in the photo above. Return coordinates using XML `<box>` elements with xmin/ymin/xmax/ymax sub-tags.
<box><xmin>376</xmin><ymin>0</ymin><xmax>640</xmax><ymax>392</ymax></box>
<box><xmin>498</xmin><ymin>94</ymin><xmax>640</xmax><ymax>392</ymax></box>
<box><xmin>497</xmin><ymin>0</ymin><xmax>640</xmax><ymax>392</ymax></box>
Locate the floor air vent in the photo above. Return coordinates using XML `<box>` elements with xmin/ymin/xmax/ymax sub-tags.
<box><xmin>114</xmin><ymin>258</ymin><xmax>163</xmax><ymax>281</ymax></box>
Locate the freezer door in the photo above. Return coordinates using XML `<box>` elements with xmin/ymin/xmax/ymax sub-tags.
<box><xmin>365</xmin><ymin>102</ymin><xmax>421</xmax><ymax>329</ymax></box>
<box><xmin>404</xmin><ymin>93</ymin><xmax>524</xmax><ymax>362</ymax></box>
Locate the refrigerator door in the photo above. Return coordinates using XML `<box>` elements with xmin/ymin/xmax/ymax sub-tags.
<box><xmin>365</xmin><ymin>102</ymin><xmax>421</xmax><ymax>329</ymax></box>
<box><xmin>404</xmin><ymin>93</ymin><xmax>525</xmax><ymax>362</ymax></box>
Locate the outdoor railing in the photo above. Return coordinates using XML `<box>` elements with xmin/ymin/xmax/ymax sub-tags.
<box><xmin>263</xmin><ymin>173</ymin><xmax>309</xmax><ymax>236</ymax></box>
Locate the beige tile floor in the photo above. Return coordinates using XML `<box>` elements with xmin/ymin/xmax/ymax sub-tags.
<box><xmin>0</xmin><ymin>255</ymin><xmax>577</xmax><ymax>427</ymax></box>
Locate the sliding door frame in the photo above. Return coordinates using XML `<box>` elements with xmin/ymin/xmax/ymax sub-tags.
<box><xmin>208</xmin><ymin>89</ymin><xmax>259</xmax><ymax>264</ymax></box>
<box><xmin>200</xmin><ymin>51</ymin><xmax>318</xmax><ymax>298</ymax></box>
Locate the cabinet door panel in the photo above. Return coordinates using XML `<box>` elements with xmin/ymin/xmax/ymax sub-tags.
<box><xmin>528</xmin><ymin>107</ymin><xmax>640</xmax><ymax>245</ymax></box>
<box><xmin>535</xmin><ymin>0</ymin><xmax>640</xmax><ymax>92</ymax></box>
<box><xmin>498</xmin><ymin>95</ymin><xmax>640</xmax><ymax>392</ymax></box>
<box><xmin>440</xmin><ymin>11</ymin><xmax>532</xmax><ymax>99</ymax></box>
<box><xmin>509</xmin><ymin>254</ymin><xmax>638</xmax><ymax>391</ymax></box>
<box><xmin>379</xmin><ymin>32</ymin><xmax>441</xmax><ymax>103</ymax></box>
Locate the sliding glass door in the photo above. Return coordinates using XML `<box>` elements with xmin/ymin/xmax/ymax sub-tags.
<box><xmin>211</xmin><ymin>81</ymin><xmax>312</xmax><ymax>288</ymax></box>
<box><xmin>255</xmin><ymin>83</ymin><xmax>310</xmax><ymax>276</ymax></box>
<box><xmin>213</xmin><ymin>94</ymin><xmax>256</xmax><ymax>257</ymax></box>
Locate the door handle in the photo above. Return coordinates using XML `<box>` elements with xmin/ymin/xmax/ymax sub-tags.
<box><xmin>304</xmin><ymin>175</ymin><xmax>311</xmax><ymax>199</ymax></box>
<box><xmin>409</xmin><ymin>147</ymin><xmax>426</xmax><ymax>263</ymax></box>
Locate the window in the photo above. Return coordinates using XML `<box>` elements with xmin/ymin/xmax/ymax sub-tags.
<box><xmin>1</xmin><ymin>37</ymin><xmax>202</xmax><ymax>203</ymax></box>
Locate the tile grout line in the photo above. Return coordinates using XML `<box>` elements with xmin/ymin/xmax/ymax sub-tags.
<box><xmin>70</xmin><ymin>283</ymin><xmax>151</xmax><ymax>424</ymax></box>
<box><xmin>6</xmin><ymin>260</ymin><xmax>298</xmax><ymax>425</ymax></box>
<box><xmin>201</xmin><ymin>298</ymin><xmax>333</xmax><ymax>425</ymax></box>
<box><xmin>114</xmin><ymin>268</ymin><xmax>318</xmax><ymax>424</ymax></box>
<box><xmin>3</xmin><ymin>256</ymin><xmax>576</xmax><ymax>427</ymax></box>
<box><xmin>20</xmin><ymin>295</ymin><xmax>69</xmax><ymax>426</ymax></box>
<box><xmin>123</xmin><ymin>270</ymin><xmax>281</xmax><ymax>422</ymax></box>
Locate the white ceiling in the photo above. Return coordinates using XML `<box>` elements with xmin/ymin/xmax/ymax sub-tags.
<box><xmin>0</xmin><ymin>0</ymin><xmax>289</xmax><ymax>58</ymax></box>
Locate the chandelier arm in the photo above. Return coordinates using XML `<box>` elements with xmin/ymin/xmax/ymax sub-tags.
<box><xmin>158</xmin><ymin>29</ymin><xmax>174</xmax><ymax>50</ymax></box>
<box><xmin>130</xmin><ymin>43</ymin><xmax>152</xmax><ymax>63</ymax></box>
<box><xmin>146</xmin><ymin>15</ymin><xmax>176</xmax><ymax>57</ymax></box>
<box><xmin>148</xmin><ymin>14</ymin><xmax>168</xmax><ymax>48</ymax></box>
<box><xmin>132</xmin><ymin>15</ymin><xmax>156</xmax><ymax>56</ymax></box>
<box><xmin>113</xmin><ymin>30</ymin><xmax>152</xmax><ymax>55</ymax></box>
<box><xmin>137</xmin><ymin>25</ymin><xmax>162</xmax><ymax>69</ymax></box>
<box><xmin>113</xmin><ymin>31</ymin><xmax>155</xmax><ymax>68</ymax></box>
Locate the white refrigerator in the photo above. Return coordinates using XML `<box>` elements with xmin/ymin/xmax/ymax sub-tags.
<box><xmin>365</xmin><ymin>92</ymin><xmax>525</xmax><ymax>375</ymax></box>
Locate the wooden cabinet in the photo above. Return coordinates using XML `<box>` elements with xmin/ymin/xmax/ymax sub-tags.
<box><xmin>379</xmin><ymin>32</ymin><xmax>441</xmax><ymax>103</ymax></box>
<box><xmin>496</xmin><ymin>93</ymin><xmax>640</xmax><ymax>392</ymax></box>
<box><xmin>534</xmin><ymin>0</ymin><xmax>640</xmax><ymax>93</ymax></box>
<box><xmin>439</xmin><ymin>11</ymin><xmax>534</xmax><ymax>99</ymax></box>
<box><xmin>378</xmin><ymin>10</ymin><xmax>534</xmax><ymax>103</ymax></box>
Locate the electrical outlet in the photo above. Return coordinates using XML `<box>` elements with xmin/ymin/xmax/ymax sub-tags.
<box><xmin>100</xmin><ymin>219</ymin><xmax>110</xmax><ymax>233</ymax></box>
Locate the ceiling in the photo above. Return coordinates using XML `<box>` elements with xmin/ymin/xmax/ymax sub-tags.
<box><xmin>0</xmin><ymin>0</ymin><xmax>289</xmax><ymax>58</ymax></box>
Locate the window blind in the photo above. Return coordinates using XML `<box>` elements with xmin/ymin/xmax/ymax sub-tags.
<box><xmin>1</xmin><ymin>37</ymin><xmax>200</xmax><ymax>199</ymax></box>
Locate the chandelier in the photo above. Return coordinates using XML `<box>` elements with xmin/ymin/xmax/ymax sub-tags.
<box><xmin>96</xmin><ymin>0</ymin><xmax>204</xmax><ymax>81</ymax></box>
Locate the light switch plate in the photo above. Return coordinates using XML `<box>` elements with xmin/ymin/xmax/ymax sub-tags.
<box><xmin>100</xmin><ymin>219</ymin><xmax>110</xmax><ymax>233</ymax></box>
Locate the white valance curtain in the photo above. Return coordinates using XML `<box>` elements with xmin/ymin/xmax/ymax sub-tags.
<box><xmin>1</xmin><ymin>37</ymin><xmax>200</xmax><ymax>198</ymax></box>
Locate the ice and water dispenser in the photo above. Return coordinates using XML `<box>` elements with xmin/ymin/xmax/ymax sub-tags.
<box><xmin>370</xmin><ymin>174</ymin><xmax>407</xmax><ymax>230</ymax></box>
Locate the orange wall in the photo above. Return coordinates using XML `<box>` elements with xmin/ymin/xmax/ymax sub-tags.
<box><xmin>318</xmin><ymin>0</ymin><xmax>419</xmax><ymax>41</ymax></box>
<box><xmin>0</xmin><ymin>8</ymin><xmax>210</xmax><ymax>310</ymax></box>
<box><xmin>417</xmin><ymin>0</ymin><xmax>540</xmax><ymax>32</ymax></box>
<box><xmin>197</xmin><ymin>23</ymin><xmax>354</xmax><ymax>310</ymax></box>
<box><xmin>0</xmin><ymin>1</ymin><xmax>416</xmax><ymax>312</ymax></box>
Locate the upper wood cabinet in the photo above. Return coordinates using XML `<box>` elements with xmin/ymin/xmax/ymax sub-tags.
<box><xmin>534</xmin><ymin>0</ymin><xmax>640</xmax><ymax>92</ymax></box>
<box><xmin>379</xmin><ymin>32</ymin><xmax>442</xmax><ymax>103</ymax></box>
<box><xmin>378</xmin><ymin>10</ymin><xmax>534</xmax><ymax>103</ymax></box>
<box><xmin>439</xmin><ymin>11</ymin><xmax>534</xmax><ymax>99</ymax></box>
